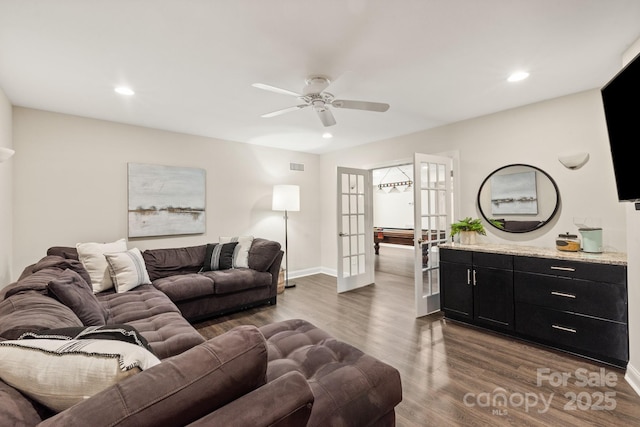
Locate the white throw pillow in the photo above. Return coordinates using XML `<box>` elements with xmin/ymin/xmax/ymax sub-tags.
<box><xmin>104</xmin><ymin>248</ymin><xmax>152</xmax><ymax>293</ymax></box>
<box><xmin>76</xmin><ymin>238</ymin><xmax>127</xmax><ymax>293</ymax></box>
<box><xmin>219</xmin><ymin>236</ymin><xmax>254</xmax><ymax>268</ymax></box>
<box><xmin>0</xmin><ymin>338</ymin><xmax>160</xmax><ymax>412</ymax></box>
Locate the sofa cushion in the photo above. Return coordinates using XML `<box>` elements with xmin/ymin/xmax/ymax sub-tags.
<box><xmin>260</xmin><ymin>319</ymin><xmax>403</xmax><ymax>427</ymax></box>
<box><xmin>47</xmin><ymin>268</ymin><xmax>108</xmax><ymax>326</ymax></box>
<box><xmin>201</xmin><ymin>268</ymin><xmax>272</xmax><ymax>294</ymax></box>
<box><xmin>202</xmin><ymin>242</ymin><xmax>238</xmax><ymax>271</ymax></box>
<box><xmin>104</xmin><ymin>248</ymin><xmax>152</xmax><ymax>293</ymax></box>
<box><xmin>152</xmin><ymin>273</ymin><xmax>215</xmax><ymax>302</ymax></box>
<box><xmin>0</xmin><ymin>378</ymin><xmax>49</xmax><ymax>426</ymax></box>
<box><xmin>32</xmin><ymin>254</ymin><xmax>92</xmax><ymax>285</ymax></box>
<box><xmin>142</xmin><ymin>245</ymin><xmax>206</xmax><ymax>281</ymax></box>
<box><xmin>76</xmin><ymin>238</ymin><xmax>128</xmax><ymax>293</ymax></box>
<box><xmin>0</xmin><ymin>290</ymin><xmax>83</xmax><ymax>340</ymax></box>
<box><xmin>219</xmin><ymin>235</ymin><xmax>254</xmax><ymax>268</ymax></box>
<box><xmin>38</xmin><ymin>325</ymin><xmax>268</xmax><ymax>427</ymax></box>
<box><xmin>97</xmin><ymin>285</ymin><xmax>205</xmax><ymax>359</ymax></box>
<box><xmin>0</xmin><ymin>338</ymin><xmax>160</xmax><ymax>412</ymax></box>
<box><xmin>248</xmin><ymin>238</ymin><xmax>282</xmax><ymax>272</ymax></box>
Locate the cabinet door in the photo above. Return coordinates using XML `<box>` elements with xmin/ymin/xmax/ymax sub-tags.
<box><xmin>440</xmin><ymin>260</ymin><xmax>473</xmax><ymax>322</ymax></box>
<box><xmin>474</xmin><ymin>265</ymin><xmax>514</xmax><ymax>331</ymax></box>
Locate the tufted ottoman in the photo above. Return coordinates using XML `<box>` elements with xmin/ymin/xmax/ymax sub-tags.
<box><xmin>259</xmin><ymin>319</ymin><xmax>402</xmax><ymax>427</ymax></box>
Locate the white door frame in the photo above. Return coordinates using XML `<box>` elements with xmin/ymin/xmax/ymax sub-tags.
<box><xmin>414</xmin><ymin>153</ymin><xmax>453</xmax><ymax>317</ymax></box>
<box><xmin>336</xmin><ymin>167</ymin><xmax>374</xmax><ymax>293</ymax></box>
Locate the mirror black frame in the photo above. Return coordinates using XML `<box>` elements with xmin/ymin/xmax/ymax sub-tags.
<box><xmin>477</xmin><ymin>164</ymin><xmax>560</xmax><ymax>233</ymax></box>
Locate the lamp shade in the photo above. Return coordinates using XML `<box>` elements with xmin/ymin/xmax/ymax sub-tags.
<box><xmin>0</xmin><ymin>147</ymin><xmax>15</xmax><ymax>163</ymax></box>
<box><xmin>272</xmin><ymin>185</ymin><xmax>300</xmax><ymax>212</ymax></box>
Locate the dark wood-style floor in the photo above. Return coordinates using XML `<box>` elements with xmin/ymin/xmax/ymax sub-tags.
<box><xmin>194</xmin><ymin>246</ymin><xmax>640</xmax><ymax>427</ymax></box>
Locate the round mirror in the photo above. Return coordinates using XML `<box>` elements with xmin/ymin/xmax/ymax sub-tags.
<box><xmin>477</xmin><ymin>164</ymin><xmax>560</xmax><ymax>233</ymax></box>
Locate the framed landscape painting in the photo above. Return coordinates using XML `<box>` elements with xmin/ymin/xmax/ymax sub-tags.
<box><xmin>490</xmin><ymin>170</ymin><xmax>538</xmax><ymax>215</ymax></box>
<box><xmin>128</xmin><ymin>163</ymin><xmax>206</xmax><ymax>238</ymax></box>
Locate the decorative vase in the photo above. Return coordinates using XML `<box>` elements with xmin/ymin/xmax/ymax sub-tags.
<box><xmin>459</xmin><ymin>231</ymin><xmax>477</xmax><ymax>245</ymax></box>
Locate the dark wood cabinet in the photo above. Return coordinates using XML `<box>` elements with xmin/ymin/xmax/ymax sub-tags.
<box><xmin>439</xmin><ymin>244</ymin><xmax>628</xmax><ymax>368</ymax></box>
<box><xmin>513</xmin><ymin>255</ymin><xmax>628</xmax><ymax>367</ymax></box>
<box><xmin>440</xmin><ymin>248</ymin><xmax>514</xmax><ymax>332</ymax></box>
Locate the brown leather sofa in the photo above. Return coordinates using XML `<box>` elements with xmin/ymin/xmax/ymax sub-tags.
<box><xmin>0</xmin><ymin>241</ymin><xmax>402</xmax><ymax>426</ymax></box>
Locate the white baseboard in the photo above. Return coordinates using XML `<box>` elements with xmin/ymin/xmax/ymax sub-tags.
<box><xmin>288</xmin><ymin>267</ymin><xmax>324</xmax><ymax>279</ymax></box>
<box><xmin>625</xmin><ymin>362</ymin><xmax>640</xmax><ymax>397</ymax></box>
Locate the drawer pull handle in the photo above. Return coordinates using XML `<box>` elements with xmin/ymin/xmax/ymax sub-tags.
<box><xmin>551</xmin><ymin>291</ymin><xmax>576</xmax><ymax>299</ymax></box>
<box><xmin>552</xmin><ymin>324</ymin><xmax>577</xmax><ymax>334</ymax></box>
<box><xmin>550</xmin><ymin>266</ymin><xmax>576</xmax><ymax>272</ymax></box>
<box><xmin>467</xmin><ymin>269</ymin><xmax>470</xmax><ymax>285</ymax></box>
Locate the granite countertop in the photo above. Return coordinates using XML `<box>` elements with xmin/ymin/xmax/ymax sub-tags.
<box><xmin>438</xmin><ymin>242</ymin><xmax>627</xmax><ymax>266</ymax></box>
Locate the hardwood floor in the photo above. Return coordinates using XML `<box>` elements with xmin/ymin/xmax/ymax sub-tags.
<box><xmin>194</xmin><ymin>254</ymin><xmax>640</xmax><ymax>426</ymax></box>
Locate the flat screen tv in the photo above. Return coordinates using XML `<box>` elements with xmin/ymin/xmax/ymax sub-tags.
<box><xmin>601</xmin><ymin>51</ymin><xmax>640</xmax><ymax>202</ymax></box>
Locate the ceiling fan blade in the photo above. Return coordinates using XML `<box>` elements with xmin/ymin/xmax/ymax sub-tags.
<box><xmin>332</xmin><ymin>99</ymin><xmax>390</xmax><ymax>112</ymax></box>
<box><xmin>317</xmin><ymin>108</ymin><xmax>336</xmax><ymax>127</ymax></box>
<box><xmin>252</xmin><ymin>83</ymin><xmax>302</xmax><ymax>97</ymax></box>
<box><xmin>261</xmin><ymin>105</ymin><xmax>308</xmax><ymax>118</ymax></box>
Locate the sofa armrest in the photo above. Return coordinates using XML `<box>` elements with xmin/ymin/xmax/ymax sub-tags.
<box><xmin>39</xmin><ymin>325</ymin><xmax>268</xmax><ymax>427</ymax></box>
<box><xmin>187</xmin><ymin>371</ymin><xmax>314</xmax><ymax>427</ymax></box>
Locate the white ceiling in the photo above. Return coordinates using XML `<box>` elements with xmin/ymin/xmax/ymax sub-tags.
<box><xmin>1</xmin><ymin>1</ymin><xmax>639</xmax><ymax>154</ymax></box>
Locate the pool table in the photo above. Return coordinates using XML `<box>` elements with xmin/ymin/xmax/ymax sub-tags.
<box><xmin>374</xmin><ymin>227</ymin><xmax>444</xmax><ymax>254</ymax></box>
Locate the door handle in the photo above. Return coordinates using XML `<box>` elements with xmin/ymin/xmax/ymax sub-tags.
<box><xmin>473</xmin><ymin>269</ymin><xmax>477</xmax><ymax>286</ymax></box>
<box><xmin>338</xmin><ymin>232</ymin><xmax>346</xmax><ymax>237</ymax></box>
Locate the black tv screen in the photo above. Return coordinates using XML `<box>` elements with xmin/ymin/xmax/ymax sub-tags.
<box><xmin>601</xmin><ymin>51</ymin><xmax>640</xmax><ymax>202</ymax></box>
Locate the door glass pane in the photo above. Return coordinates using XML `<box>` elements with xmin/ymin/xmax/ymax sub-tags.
<box><xmin>358</xmin><ymin>214</ymin><xmax>365</xmax><ymax>234</ymax></box>
<box><xmin>342</xmin><ymin>215</ymin><xmax>350</xmax><ymax>235</ymax></box>
<box><xmin>358</xmin><ymin>175</ymin><xmax>364</xmax><ymax>194</ymax></box>
<box><xmin>342</xmin><ymin>195</ymin><xmax>349</xmax><ymax>215</ymax></box>
<box><xmin>350</xmin><ymin>235</ymin><xmax>358</xmax><ymax>254</ymax></box>
<box><xmin>358</xmin><ymin>234</ymin><xmax>365</xmax><ymax>253</ymax></box>
<box><xmin>359</xmin><ymin>254</ymin><xmax>365</xmax><ymax>274</ymax></box>
<box><xmin>342</xmin><ymin>174</ymin><xmax>349</xmax><ymax>194</ymax></box>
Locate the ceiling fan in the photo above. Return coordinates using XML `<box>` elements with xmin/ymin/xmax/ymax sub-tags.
<box><xmin>252</xmin><ymin>76</ymin><xmax>390</xmax><ymax>127</ymax></box>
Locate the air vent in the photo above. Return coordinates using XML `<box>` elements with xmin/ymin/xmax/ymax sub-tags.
<box><xmin>290</xmin><ymin>162</ymin><xmax>305</xmax><ymax>172</ymax></box>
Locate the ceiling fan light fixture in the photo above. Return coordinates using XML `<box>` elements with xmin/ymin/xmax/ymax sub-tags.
<box><xmin>322</xmin><ymin>132</ymin><xmax>333</xmax><ymax>139</ymax></box>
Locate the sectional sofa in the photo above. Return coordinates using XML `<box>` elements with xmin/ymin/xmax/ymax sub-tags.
<box><xmin>0</xmin><ymin>239</ymin><xmax>403</xmax><ymax>426</ymax></box>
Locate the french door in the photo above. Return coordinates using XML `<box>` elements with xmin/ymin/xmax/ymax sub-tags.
<box><xmin>413</xmin><ymin>153</ymin><xmax>452</xmax><ymax>317</ymax></box>
<box><xmin>336</xmin><ymin>167</ymin><xmax>374</xmax><ymax>293</ymax></box>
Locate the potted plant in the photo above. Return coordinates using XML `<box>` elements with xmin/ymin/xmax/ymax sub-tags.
<box><xmin>450</xmin><ymin>217</ymin><xmax>486</xmax><ymax>244</ymax></box>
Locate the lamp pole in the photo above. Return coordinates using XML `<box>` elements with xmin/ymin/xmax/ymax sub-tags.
<box><xmin>283</xmin><ymin>209</ymin><xmax>295</xmax><ymax>288</ymax></box>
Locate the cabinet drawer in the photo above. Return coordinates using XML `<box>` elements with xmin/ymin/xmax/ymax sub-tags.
<box><xmin>514</xmin><ymin>272</ymin><xmax>627</xmax><ymax>322</ymax></box>
<box><xmin>516</xmin><ymin>302</ymin><xmax>628</xmax><ymax>363</ymax></box>
<box><xmin>473</xmin><ymin>251</ymin><xmax>513</xmax><ymax>269</ymax></box>
<box><xmin>514</xmin><ymin>256</ymin><xmax>626</xmax><ymax>285</ymax></box>
<box><xmin>440</xmin><ymin>248</ymin><xmax>472</xmax><ymax>264</ymax></box>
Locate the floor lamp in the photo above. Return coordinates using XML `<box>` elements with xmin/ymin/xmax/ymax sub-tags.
<box><xmin>272</xmin><ymin>184</ymin><xmax>300</xmax><ymax>289</ymax></box>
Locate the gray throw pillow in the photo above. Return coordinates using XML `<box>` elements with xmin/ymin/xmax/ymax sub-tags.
<box><xmin>47</xmin><ymin>269</ymin><xmax>107</xmax><ymax>326</ymax></box>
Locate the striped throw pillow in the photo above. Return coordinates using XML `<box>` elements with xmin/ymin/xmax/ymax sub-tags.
<box><xmin>202</xmin><ymin>242</ymin><xmax>238</xmax><ymax>271</ymax></box>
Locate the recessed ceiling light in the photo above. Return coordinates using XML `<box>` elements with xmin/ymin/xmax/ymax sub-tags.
<box><xmin>322</xmin><ymin>132</ymin><xmax>333</xmax><ymax>139</ymax></box>
<box><xmin>114</xmin><ymin>86</ymin><xmax>135</xmax><ymax>96</ymax></box>
<box><xmin>507</xmin><ymin>71</ymin><xmax>530</xmax><ymax>82</ymax></box>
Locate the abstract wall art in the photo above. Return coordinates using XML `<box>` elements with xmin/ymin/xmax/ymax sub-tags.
<box><xmin>128</xmin><ymin>163</ymin><xmax>206</xmax><ymax>237</ymax></box>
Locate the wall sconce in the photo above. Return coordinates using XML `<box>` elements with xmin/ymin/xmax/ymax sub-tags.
<box><xmin>558</xmin><ymin>152</ymin><xmax>589</xmax><ymax>170</ymax></box>
<box><xmin>0</xmin><ymin>147</ymin><xmax>15</xmax><ymax>163</ymax></box>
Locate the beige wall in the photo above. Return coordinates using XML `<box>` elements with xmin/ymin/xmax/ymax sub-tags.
<box><xmin>11</xmin><ymin>108</ymin><xmax>321</xmax><ymax>282</ymax></box>
<box><xmin>622</xmin><ymin>39</ymin><xmax>640</xmax><ymax>395</ymax></box>
<box><xmin>319</xmin><ymin>89</ymin><xmax>626</xmax><ymax>272</ymax></box>
<box><xmin>0</xmin><ymin>88</ymin><xmax>12</xmax><ymax>285</ymax></box>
